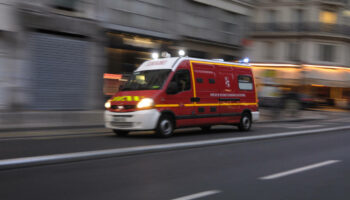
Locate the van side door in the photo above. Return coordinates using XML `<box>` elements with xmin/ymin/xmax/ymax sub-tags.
<box><xmin>216</xmin><ymin>65</ymin><xmax>241</xmax><ymax>123</ymax></box>
<box><xmin>190</xmin><ymin>62</ymin><xmax>221</xmax><ymax>125</ymax></box>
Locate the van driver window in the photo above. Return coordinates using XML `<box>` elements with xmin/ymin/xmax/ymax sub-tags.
<box><xmin>171</xmin><ymin>70</ymin><xmax>191</xmax><ymax>92</ymax></box>
<box><xmin>238</xmin><ymin>75</ymin><xmax>253</xmax><ymax>90</ymax></box>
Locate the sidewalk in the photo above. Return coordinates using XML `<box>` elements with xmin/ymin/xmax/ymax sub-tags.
<box><xmin>0</xmin><ymin>108</ymin><xmax>336</xmax><ymax>132</ymax></box>
<box><xmin>0</xmin><ymin>110</ymin><xmax>104</xmax><ymax>132</ymax></box>
<box><xmin>258</xmin><ymin>108</ymin><xmax>329</xmax><ymax>123</ymax></box>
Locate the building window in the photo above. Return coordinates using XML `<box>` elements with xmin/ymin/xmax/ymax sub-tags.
<box><xmin>265</xmin><ymin>42</ymin><xmax>275</xmax><ymax>60</ymax></box>
<box><xmin>294</xmin><ymin>9</ymin><xmax>304</xmax><ymax>24</ymax></box>
<box><xmin>52</xmin><ymin>0</ymin><xmax>79</xmax><ymax>11</ymax></box>
<box><xmin>222</xmin><ymin>22</ymin><xmax>236</xmax><ymax>33</ymax></box>
<box><xmin>288</xmin><ymin>42</ymin><xmax>300</xmax><ymax>61</ymax></box>
<box><xmin>268</xmin><ymin>10</ymin><xmax>277</xmax><ymax>23</ymax></box>
<box><xmin>320</xmin><ymin>10</ymin><xmax>337</xmax><ymax>24</ymax></box>
<box><xmin>319</xmin><ymin>44</ymin><xmax>335</xmax><ymax>62</ymax></box>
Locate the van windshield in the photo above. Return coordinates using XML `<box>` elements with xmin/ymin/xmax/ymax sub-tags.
<box><xmin>121</xmin><ymin>70</ymin><xmax>171</xmax><ymax>91</ymax></box>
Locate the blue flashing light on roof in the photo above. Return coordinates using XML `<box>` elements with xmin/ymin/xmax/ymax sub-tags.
<box><xmin>239</xmin><ymin>57</ymin><xmax>250</xmax><ymax>64</ymax></box>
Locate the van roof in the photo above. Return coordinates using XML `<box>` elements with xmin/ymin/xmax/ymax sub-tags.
<box><xmin>136</xmin><ymin>57</ymin><xmax>250</xmax><ymax>72</ymax></box>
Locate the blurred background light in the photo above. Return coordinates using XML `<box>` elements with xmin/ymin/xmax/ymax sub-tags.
<box><xmin>178</xmin><ymin>50</ymin><xmax>186</xmax><ymax>57</ymax></box>
<box><xmin>151</xmin><ymin>52</ymin><xmax>159</xmax><ymax>60</ymax></box>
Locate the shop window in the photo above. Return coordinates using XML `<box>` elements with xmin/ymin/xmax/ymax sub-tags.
<box><xmin>238</xmin><ymin>75</ymin><xmax>253</xmax><ymax>90</ymax></box>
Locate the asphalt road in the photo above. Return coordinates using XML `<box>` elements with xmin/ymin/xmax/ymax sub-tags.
<box><xmin>0</xmin><ymin>113</ymin><xmax>350</xmax><ymax>200</ymax></box>
<box><xmin>0</xmin><ymin>128</ymin><xmax>349</xmax><ymax>200</ymax></box>
<box><xmin>0</xmin><ymin>113</ymin><xmax>349</xmax><ymax>160</ymax></box>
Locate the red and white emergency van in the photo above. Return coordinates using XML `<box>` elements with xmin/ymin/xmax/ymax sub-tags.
<box><xmin>104</xmin><ymin>57</ymin><xmax>259</xmax><ymax>137</ymax></box>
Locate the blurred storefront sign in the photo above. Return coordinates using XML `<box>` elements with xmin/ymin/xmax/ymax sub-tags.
<box><xmin>123</xmin><ymin>37</ymin><xmax>161</xmax><ymax>49</ymax></box>
<box><xmin>107</xmin><ymin>32</ymin><xmax>170</xmax><ymax>51</ymax></box>
<box><xmin>304</xmin><ymin>66</ymin><xmax>350</xmax><ymax>88</ymax></box>
<box><xmin>252</xmin><ymin>64</ymin><xmax>301</xmax><ymax>86</ymax></box>
<box><xmin>252</xmin><ymin>63</ymin><xmax>350</xmax><ymax>88</ymax></box>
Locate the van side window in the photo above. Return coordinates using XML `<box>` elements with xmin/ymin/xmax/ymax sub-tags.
<box><xmin>238</xmin><ymin>75</ymin><xmax>253</xmax><ymax>90</ymax></box>
<box><xmin>171</xmin><ymin>69</ymin><xmax>191</xmax><ymax>92</ymax></box>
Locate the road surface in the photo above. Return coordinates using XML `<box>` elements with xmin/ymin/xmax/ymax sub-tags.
<box><xmin>0</xmin><ymin>113</ymin><xmax>349</xmax><ymax>200</ymax></box>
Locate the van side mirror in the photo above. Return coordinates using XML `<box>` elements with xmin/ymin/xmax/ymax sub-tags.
<box><xmin>166</xmin><ymin>82</ymin><xmax>179</xmax><ymax>94</ymax></box>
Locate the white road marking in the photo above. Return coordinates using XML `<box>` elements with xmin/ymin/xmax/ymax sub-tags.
<box><xmin>260</xmin><ymin>160</ymin><xmax>341</xmax><ymax>180</ymax></box>
<box><xmin>1</xmin><ymin>125</ymin><xmax>350</xmax><ymax>170</ymax></box>
<box><xmin>172</xmin><ymin>190</ymin><xmax>221</xmax><ymax>200</ymax></box>
<box><xmin>288</xmin><ymin>125</ymin><xmax>323</xmax><ymax>129</ymax></box>
<box><xmin>257</xmin><ymin>124</ymin><xmax>324</xmax><ymax>129</ymax></box>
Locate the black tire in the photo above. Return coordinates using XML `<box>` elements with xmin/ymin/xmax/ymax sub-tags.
<box><xmin>200</xmin><ymin>126</ymin><xmax>211</xmax><ymax>132</ymax></box>
<box><xmin>238</xmin><ymin>113</ymin><xmax>252</xmax><ymax>131</ymax></box>
<box><xmin>155</xmin><ymin>115</ymin><xmax>175</xmax><ymax>138</ymax></box>
<box><xmin>113</xmin><ymin>129</ymin><xmax>129</xmax><ymax>137</ymax></box>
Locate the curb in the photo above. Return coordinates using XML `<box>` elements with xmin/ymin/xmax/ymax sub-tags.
<box><xmin>0</xmin><ymin>124</ymin><xmax>105</xmax><ymax>133</ymax></box>
<box><xmin>0</xmin><ymin>115</ymin><xmax>327</xmax><ymax>132</ymax></box>
<box><xmin>256</xmin><ymin>117</ymin><xmax>326</xmax><ymax>124</ymax></box>
<box><xmin>1</xmin><ymin>125</ymin><xmax>350</xmax><ymax>170</ymax></box>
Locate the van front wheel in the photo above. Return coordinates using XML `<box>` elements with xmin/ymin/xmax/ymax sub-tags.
<box><xmin>156</xmin><ymin>115</ymin><xmax>174</xmax><ymax>138</ymax></box>
<box><xmin>238</xmin><ymin>113</ymin><xmax>252</xmax><ymax>131</ymax></box>
<box><xmin>113</xmin><ymin>130</ymin><xmax>129</xmax><ymax>137</ymax></box>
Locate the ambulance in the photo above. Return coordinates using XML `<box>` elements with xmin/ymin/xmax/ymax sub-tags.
<box><xmin>104</xmin><ymin>57</ymin><xmax>259</xmax><ymax>137</ymax></box>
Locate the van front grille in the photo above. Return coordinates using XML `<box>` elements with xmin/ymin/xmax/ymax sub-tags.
<box><xmin>111</xmin><ymin>105</ymin><xmax>136</xmax><ymax>110</ymax></box>
<box><xmin>110</xmin><ymin>122</ymin><xmax>134</xmax><ymax>128</ymax></box>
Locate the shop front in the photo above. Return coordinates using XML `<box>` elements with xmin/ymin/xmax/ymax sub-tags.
<box><xmin>251</xmin><ymin>63</ymin><xmax>350</xmax><ymax>109</ymax></box>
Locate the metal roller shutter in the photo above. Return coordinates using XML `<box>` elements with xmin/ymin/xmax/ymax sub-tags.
<box><xmin>28</xmin><ymin>32</ymin><xmax>90</xmax><ymax>110</ymax></box>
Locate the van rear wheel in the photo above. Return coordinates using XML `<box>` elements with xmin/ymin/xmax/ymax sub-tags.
<box><xmin>238</xmin><ymin>113</ymin><xmax>252</xmax><ymax>131</ymax></box>
<box><xmin>113</xmin><ymin>129</ymin><xmax>129</xmax><ymax>137</ymax></box>
<box><xmin>156</xmin><ymin>115</ymin><xmax>174</xmax><ymax>138</ymax></box>
<box><xmin>200</xmin><ymin>126</ymin><xmax>211</xmax><ymax>132</ymax></box>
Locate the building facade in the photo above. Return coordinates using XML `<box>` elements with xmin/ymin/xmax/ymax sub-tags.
<box><xmin>249</xmin><ymin>0</ymin><xmax>350</xmax><ymax>108</ymax></box>
<box><xmin>99</xmin><ymin>0</ymin><xmax>253</xmax><ymax>92</ymax></box>
<box><xmin>0</xmin><ymin>0</ymin><xmax>19</xmax><ymax>110</ymax></box>
<box><xmin>0</xmin><ymin>0</ymin><xmax>104</xmax><ymax>111</ymax></box>
<box><xmin>0</xmin><ymin>0</ymin><xmax>253</xmax><ymax>111</ymax></box>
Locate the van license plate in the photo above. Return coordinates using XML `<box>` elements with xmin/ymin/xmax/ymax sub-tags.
<box><xmin>113</xmin><ymin>117</ymin><xmax>126</xmax><ymax>122</ymax></box>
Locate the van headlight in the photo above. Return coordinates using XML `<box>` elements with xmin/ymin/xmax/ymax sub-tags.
<box><xmin>105</xmin><ymin>100</ymin><xmax>112</xmax><ymax>109</ymax></box>
<box><xmin>137</xmin><ymin>98</ymin><xmax>154</xmax><ymax>109</ymax></box>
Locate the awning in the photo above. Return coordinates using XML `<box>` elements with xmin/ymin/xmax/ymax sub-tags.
<box><xmin>304</xmin><ymin>68</ymin><xmax>350</xmax><ymax>88</ymax></box>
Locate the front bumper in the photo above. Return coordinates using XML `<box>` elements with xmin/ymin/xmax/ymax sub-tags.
<box><xmin>252</xmin><ymin>111</ymin><xmax>260</xmax><ymax>122</ymax></box>
<box><xmin>104</xmin><ymin>109</ymin><xmax>161</xmax><ymax>130</ymax></box>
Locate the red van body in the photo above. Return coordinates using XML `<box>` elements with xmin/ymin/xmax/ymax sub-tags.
<box><xmin>104</xmin><ymin>57</ymin><xmax>259</xmax><ymax>137</ymax></box>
